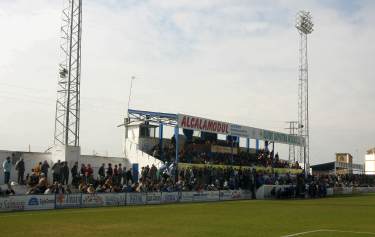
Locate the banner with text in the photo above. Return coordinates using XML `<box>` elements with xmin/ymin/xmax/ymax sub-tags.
<box><xmin>24</xmin><ymin>195</ymin><xmax>55</xmax><ymax>211</ymax></box>
<box><xmin>56</xmin><ymin>194</ymin><xmax>82</xmax><ymax>209</ymax></box>
<box><xmin>0</xmin><ymin>196</ymin><xmax>27</xmax><ymax>212</ymax></box>
<box><xmin>178</xmin><ymin>114</ymin><xmax>230</xmax><ymax>135</ymax></box>
<box><xmin>178</xmin><ymin>114</ymin><xmax>304</xmax><ymax>146</ymax></box>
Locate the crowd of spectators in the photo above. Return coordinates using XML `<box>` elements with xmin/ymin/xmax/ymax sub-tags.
<box><xmin>179</xmin><ymin>149</ymin><xmax>301</xmax><ymax>169</ymax></box>
<box><xmin>136</xmin><ymin>164</ymin><xmax>258</xmax><ymax>195</ymax></box>
<box><xmin>2</xmin><ymin>153</ymin><xmax>375</xmax><ymax>199</ymax></box>
<box><xmin>151</xmin><ymin>137</ymin><xmax>301</xmax><ymax>169</ymax></box>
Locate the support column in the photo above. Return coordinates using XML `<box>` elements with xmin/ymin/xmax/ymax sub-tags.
<box><xmin>304</xmin><ymin>145</ymin><xmax>307</xmax><ymax>178</ymax></box>
<box><xmin>174</xmin><ymin>126</ymin><xmax>179</xmax><ymax>163</ymax></box>
<box><xmin>174</xmin><ymin>126</ymin><xmax>179</xmax><ymax>180</ymax></box>
<box><xmin>272</xmin><ymin>141</ymin><xmax>275</xmax><ymax>168</ymax></box>
<box><xmin>256</xmin><ymin>139</ymin><xmax>260</xmax><ymax>152</ymax></box>
<box><xmin>159</xmin><ymin>123</ymin><xmax>163</xmax><ymax>160</ymax></box>
<box><xmin>246</xmin><ymin>138</ymin><xmax>250</xmax><ymax>153</ymax></box>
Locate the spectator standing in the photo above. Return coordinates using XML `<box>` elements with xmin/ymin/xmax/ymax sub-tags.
<box><xmin>61</xmin><ymin>162</ymin><xmax>70</xmax><ymax>185</ymax></box>
<box><xmin>86</xmin><ymin>164</ymin><xmax>93</xmax><ymax>176</ymax></box>
<box><xmin>2</xmin><ymin>157</ymin><xmax>12</xmax><ymax>185</ymax></box>
<box><xmin>250</xmin><ymin>168</ymin><xmax>257</xmax><ymax>199</ymax></box>
<box><xmin>118</xmin><ymin>164</ymin><xmax>123</xmax><ymax>185</ymax></box>
<box><xmin>80</xmin><ymin>164</ymin><xmax>87</xmax><ymax>176</ymax></box>
<box><xmin>41</xmin><ymin>161</ymin><xmax>50</xmax><ymax>179</ymax></box>
<box><xmin>126</xmin><ymin>168</ymin><xmax>133</xmax><ymax>185</ymax></box>
<box><xmin>106</xmin><ymin>163</ymin><xmax>113</xmax><ymax>178</ymax></box>
<box><xmin>113</xmin><ymin>165</ymin><xmax>119</xmax><ymax>185</ymax></box>
<box><xmin>71</xmin><ymin>162</ymin><xmax>78</xmax><ymax>186</ymax></box>
<box><xmin>52</xmin><ymin>160</ymin><xmax>62</xmax><ymax>183</ymax></box>
<box><xmin>121</xmin><ymin>166</ymin><xmax>127</xmax><ymax>185</ymax></box>
<box><xmin>34</xmin><ymin>162</ymin><xmax>42</xmax><ymax>176</ymax></box>
<box><xmin>15</xmin><ymin>158</ymin><xmax>25</xmax><ymax>185</ymax></box>
<box><xmin>98</xmin><ymin>163</ymin><xmax>105</xmax><ymax>181</ymax></box>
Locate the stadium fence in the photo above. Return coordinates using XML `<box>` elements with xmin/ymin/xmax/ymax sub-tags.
<box><xmin>1</xmin><ymin>186</ymin><xmax>375</xmax><ymax>212</ymax></box>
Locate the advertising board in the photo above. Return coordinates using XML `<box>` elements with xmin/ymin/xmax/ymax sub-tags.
<box><xmin>192</xmin><ymin>191</ymin><xmax>219</xmax><ymax>202</ymax></box>
<box><xmin>220</xmin><ymin>190</ymin><xmax>248</xmax><ymax>200</ymax></box>
<box><xmin>126</xmin><ymin>193</ymin><xmax>146</xmax><ymax>205</ymax></box>
<box><xmin>82</xmin><ymin>194</ymin><xmax>105</xmax><ymax>208</ymax></box>
<box><xmin>55</xmin><ymin>194</ymin><xmax>82</xmax><ymax>209</ymax></box>
<box><xmin>102</xmin><ymin>193</ymin><xmax>126</xmax><ymax>206</ymax></box>
<box><xmin>146</xmin><ymin>192</ymin><xmax>161</xmax><ymax>205</ymax></box>
<box><xmin>180</xmin><ymin>192</ymin><xmax>194</xmax><ymax>202</ymax></box>
<box><xmin>24</xmin><ymin>195</ymin><xmax>55</xmax><ymax>211</ymax></box>
<box><xmin>178</xmin><ymin>114</ymin><xmax>230</xmax><ymax>135</ymax></box>
<box><xmin>161</xmin><ymin>192</ymin><xmax>179</xmax><ymax>203</ymax></box>
<box><xmin>0</xmin><ymin>196</ymin><xmax>26</xmax><ymax>212</ymax></box>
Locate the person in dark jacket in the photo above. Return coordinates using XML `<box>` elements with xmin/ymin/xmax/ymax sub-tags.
<box><xmin>98</xmin><ymin>163</ymin><xmax>105</xmax><ymax>181</ymax></box>
<box><xmin>71</xmin><ymin>162</ymin><xmax>78</xmax><ymax>187</ymax></box>
<box><xmin>41</xmin><ymin>160</ymin><xmax>50</xmax><ymax>180</ymax></box>
<box><xmin>106</xmin><ymin>163</ymin><xmax>113</xmax><ymax>178</ymax></box>
<box><xmin>61</xmin><ymin>162</ymin><xmax>70</xmax><ymax>185</ymax></box>
<box><xmin>250</xmin><ymin>168</ymin><xmax>257</xmax><ymax>199</ymax></box>
<box><xmin>126</xmin><ymin>168</ymin><xmax>133</xmax><ymax>185</ymax></box>
<box><xmin>52</xmin><ymin>160</ymin><xmax>62</xmax><ymax>183</ymax></box>
<box><xmin>15</xmin><ymin>158</ymin><xmax>25</xmax><ymax>185</ymax></box>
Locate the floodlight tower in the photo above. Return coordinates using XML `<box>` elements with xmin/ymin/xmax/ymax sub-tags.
<box><xmin>296</xmin><ymin>11</ymin><xmax>313</xmax><ymax>170</ymax></box>
<box><xmin>54</xmin><ymin>0</ymin><xmax>83</xmax><ymax>146</ymax></box>
<box><xmin>285</xmin><ymin>121</ymin><xmax>298</xmax><ymax>162</ymax></box>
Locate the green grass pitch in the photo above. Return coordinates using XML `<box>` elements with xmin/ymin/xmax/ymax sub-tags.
<box><xmin>0</xmin><ymin>194</ymin><xmax>374</xmax><ymax>237</ymax></box>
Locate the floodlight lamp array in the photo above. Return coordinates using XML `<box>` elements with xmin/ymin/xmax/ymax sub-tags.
<box><xmin>296</xmin><ymin>10</ymin><xmax>314</xmax><ymax>34</ymax></box>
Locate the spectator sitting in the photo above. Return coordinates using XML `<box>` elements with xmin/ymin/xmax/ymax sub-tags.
<box><xmin>27</xmin><ymin>169</ymin><xmax>39</xmax><ymax>187</ymax></box>
<box><xmin>55</xmin><ymin>183</ymin><xmax>65</xmax><ymax>194</ymax></box>
<box><xmin>27</xmin><ymin>173</ymin><xmax>48</xmax><ymax>194</ymax></box>
<box><xmin>87</xmin><ymin>184</ymin><xmax>95</xmax><ymax>194</ymax></box>
<box><xmin>65</xmin><ymin>185</ymin><xmax>72</xmax><ymax>194</ymax></box>
<box><xmin>0</xmin><ymin>184</ymin><xmax>16</xmax><ymax>196</ymax></box>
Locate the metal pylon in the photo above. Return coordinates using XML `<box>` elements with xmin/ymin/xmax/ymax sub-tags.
<box><xmin>54</xmin><ymin>0</ymin><xmax>82</xmax><ymax>146</ymax></box>
<box><xmin>296</xmin><ymin>11</ymin><xmax>313</xmax><ymax>169</ymax></box>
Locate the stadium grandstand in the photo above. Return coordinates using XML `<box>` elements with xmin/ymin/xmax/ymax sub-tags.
<box><xmin>122</xmin><ymin>109</ymin><xmax>305</xmax><ymax>174</ymax></box>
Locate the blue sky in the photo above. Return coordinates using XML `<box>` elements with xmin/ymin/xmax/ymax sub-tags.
<box><xmin>0</xmin><ymin>0</ymin><xmax>374</xmax><ymax>164</ymax></box>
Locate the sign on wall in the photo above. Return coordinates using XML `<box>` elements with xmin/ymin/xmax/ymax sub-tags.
<box><xmin>146</xmin><ymin>192</ymin><xmax>161</xmax><ymax>205</ymax></box>
<box><xmin>24</xmin><ymin>195</ymin><xmax>55</xmax><ymax>211</ymax></box>
<box><xmin>0</xmin><ymin>196</ymin><xmax>26</xmax><ymax>212</ymax></box>
<box><xmin>56</xmin><ymin>194</ymin><xmax>82</xmax><ymax>209</ymax></box>
<box><xmin>161</xmin><ymin>192</ymin><xmax>179</xmax><ymax>203</ymax></box>
<box><xmin>178</xmin><ymin>114</ymin><xmax>230</xmax><ymax>135</ymax></box>
<box><xmin>82</xmin><ymin>194</ymin><xmax>105</xmax><ymax>208</ymax></box>
<box><xmin>126</xmin><ymin>193</ymin><xmax>146</xmax><ymax>205</ymax></box>
<box><xmin>178</xmin><ymin>114</ymin><xmax>305</xmax><ymax>146</ymax></box>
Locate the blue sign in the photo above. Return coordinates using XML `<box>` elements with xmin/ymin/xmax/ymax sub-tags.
<box><xmin>28</xmin><ymin>197</ymin><xmax>39</xmax><ymax>206</ymax></box>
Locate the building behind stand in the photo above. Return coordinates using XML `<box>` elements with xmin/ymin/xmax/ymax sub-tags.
<box><xmin>311</xmin><ymin>153</ymin><xmax>364</xmax><ymax>175</ymax></box>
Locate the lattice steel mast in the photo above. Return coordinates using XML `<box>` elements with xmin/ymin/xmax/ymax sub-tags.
<box><xmin>54</xmin><ymin>0</ymin><xmax>82</xmax><ymax>146</ymax></box>
<box><xmin>296</xmin><ymin>11</ymin><xmax>313</xmax><ymax>169</ymax></box>
<box><xmin>285</xmin><ymin>121</ymin><xmax>298</xmax><ymax>163</ymax></box>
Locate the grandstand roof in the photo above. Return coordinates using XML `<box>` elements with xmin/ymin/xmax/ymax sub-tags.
<box><xmin>126</xmin><ymin>108</ymin><xmax>305</xmax><ymax>146</ymax></box>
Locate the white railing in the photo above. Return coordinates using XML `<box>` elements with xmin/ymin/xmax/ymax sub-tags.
<box><xmin>1</xmin><ymin>186</ymin><xmax>374</xmax><ymax>212</ymax></box>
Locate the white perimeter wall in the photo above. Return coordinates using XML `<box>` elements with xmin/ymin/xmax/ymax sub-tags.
<box><xmin>0</xmin><ymin>150</ymin><xmax>131</xmax><ymax>185</ymax></box>
<box><xmin>365</xmin><ymin>154</ymin><xmax>375</xmax><ymax>175</ymax></box>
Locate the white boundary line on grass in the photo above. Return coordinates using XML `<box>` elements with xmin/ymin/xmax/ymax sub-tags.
<box><xmin>281</xmin><ymin>229</ymin><xmax>375</xmax><ymax>237</ymax></box>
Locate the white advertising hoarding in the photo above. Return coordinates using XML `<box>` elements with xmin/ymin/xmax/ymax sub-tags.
<box><xmin>146</xmin><ymin>192</ymin><xmax>161</xmax><ymax>205</ymax></box>
<box><xmin>0</xmin><ymin>196</ymin><xmax>26</xmax><ymax>212</ymax></box>
<box><xmin>178</xmin><ymin>114</ymin><xmax>305</xmax><ymax>146</ymax></box>
<box><xmin>24</xmin><ymin>195</ymin><xmax>55</xmax><ymax>211</ymax></box>
<box><xmin>55</xmin><ymin>194</ymin><xmax>82</xmax><ymax>209</ymax></box>
<box><xmin>161</xmin><ymin>192</ymin><xmax>179</xmax><ymax>203</ymax></box>
<box><xmin>126</xmin><ymin>193</ymin><xmax>146</xmax><ymax>205</ymax></box>
<box><xmin>178</xmin><ymin>114</ymin><xmax>230</xmax><ymax>135</ymax></box>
